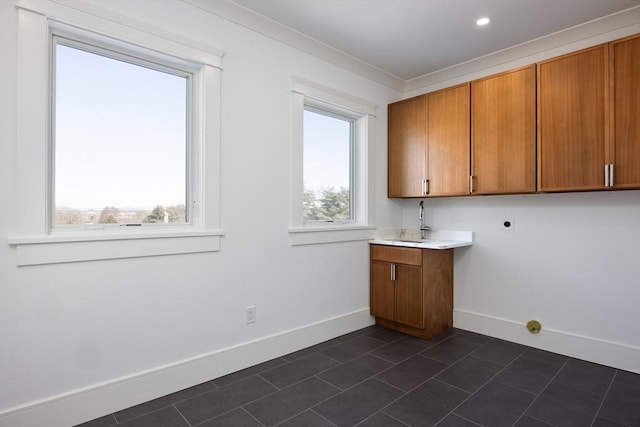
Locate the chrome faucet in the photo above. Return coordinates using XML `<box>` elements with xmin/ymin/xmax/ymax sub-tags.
<box><xmin>419</xmin><ymin>201</ymin><xmax>431</xmax><ymax>239</ymax></box>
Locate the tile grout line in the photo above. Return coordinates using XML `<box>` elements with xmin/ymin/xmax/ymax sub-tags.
<box><xmin>172</xmin><ymin>403</ymin><xmax>193</xmax><ymax>427</ymax></box>
<box><xmin>354</xmin><ymin>363</ymin><xmax>460</xmax><ymax>424</ymax></box>
<box><xmin>309</xmin><ymin>408</ymin><xmax>339</xmax><ymax>426</ymax></box>
<box><xmin>509</xmin><ymin>356</ymin><xmax>571</xmax><ymax>426</ymax></box>
<box><xmin>262</xmin><ymin>376</ymin><xmax>343</xmax><ymax>426</ymax></box>
<box><xmin>589</xmin><ymin>369</ymin><xmax>618</xmax><ymax>427</ymax></box>
<box><xmin>327</xmin><ymin>335</ymin><xmax>450</xmax><ymax>393</ymax></box>
<box><xmin>429</xmin><ymin>343</ymin><xmax>533</xmax><ymax>425</ymax></box>
<box><xmin>257</xmin><ymin>350</ymin><xmax>375</xmax><ymax>394</ymax></box>
<box><xmin>434</xmin><ymin>413</ymin><xmax>484</xmax><ymax>427</ymax></box>
<box><xmin>236</xmin><ymin>372</ymin><xmax>343</xmax><ymax>426</ymax></box>
<box><xmin>186</xmin><ymin>379</ymin><xmax>285</xmax><ymax>426</ymax></box>
<box><xmin>349</xmin><ymin>332</ymin><xmax>481</xmax><ymax>424</ymax></box>
<box><xmin>213</xmin><ymin>357</ymin><xmax>291</xmax><ymax>389</ymax></box>
<box><xmin>342</xmin><ymin>332</ymin><xmax>500</xmax><ymax>425</ymax></box>
<box><xmin>354</xmin><ymin>409</ymin><xmax>412</xmax><ymax>427</ymax></box>
<box><xmin>269</xmin><ymin>406</ymin><xmax>338</xmax><ymax>427</ymax></box>
<box><xmin>256</xmin><ymin>372</ymin><xmax>283</xmax><ymax>390</ymax></box>
<box><xmin>313</xmin><ymin>373</ymin><xmax>349</xmax><ymax>391</ymax></box>
<box><xmin>241</xmin><ymin>407</ymin><xmax>267</xmax><ymax>427</ymax></box>
<box><xmin>227</xmin><ymin>331</ymin><xmax>385</xmax><ymax>385</ymax></box>
<box><xmin>312</xmin><ymin>331</ymin><xmax>456</xmax><ymax>426</ymax></box>
<box><xmin>367</xmin><ymin>341</ymin><xmax>438</xmax><ymax>365</ymax></box>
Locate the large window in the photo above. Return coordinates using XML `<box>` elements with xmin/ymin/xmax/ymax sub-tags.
<box><xmin>11</xmin><ymin>4</ymin><xmax>223</xmax><ymax>265</ymax></box>
<box><xmin>290</xmin><ymin>78</ymin><xmax>376</xmax><ymax>245</ymax></box>
<box><xmin>303</xmin><ymin>106</ymin><xmax>354</xmax><ymax>223</ymax></box>
<box><xmin>53</xmin><ymin>39</ymin><xmax>190</xmax><ymax>227</ymax></box>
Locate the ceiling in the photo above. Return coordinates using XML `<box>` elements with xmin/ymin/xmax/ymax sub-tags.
<box><xmin>229</xmin><ymin>0</ymin><xmax>639</xmax><ymax>81</ymax></box>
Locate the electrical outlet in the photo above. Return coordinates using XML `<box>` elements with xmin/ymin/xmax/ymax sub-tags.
<box><xmin>502</xmin><ymin>219</ymin><xmax>515</xmax><ymax>231</ymax></box>
<box><xmin>246</xmin><ymin>306</ymin><xmax>256</xmax><ymax>324</ymax></box>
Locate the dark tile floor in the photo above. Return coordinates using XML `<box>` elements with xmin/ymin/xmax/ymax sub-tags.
<box><xmin>77</xmin><ymin>326</ymin><xmax>640</xmax><ymax>427</ymax></box>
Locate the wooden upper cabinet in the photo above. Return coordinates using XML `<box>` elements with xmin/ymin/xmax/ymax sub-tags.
<box><xmin>388</xmin><ymin>95</ymin><xmax>426</xmax><ymax>197</ymax></box>
<box><xmin>388</xmin><ymin>33</ymin><xmax>638</xmax><ymax>198</ymax></box>
<box><xmin>610</xmin><ymin>34</ymin><xmax>640</xmax><ymax>189</ymax></box>
<box><xmin>537</xmin><ymin>45</ymin><xmax>609</xmax><ymax>192</ymax></box>
<box><xmin>427</xmin><ymin>83</ymin><xmax>471</xmax><ymax>196</ymax></box>
<box><xmin>471</xmin><ymin>66</ymin><xmax>536</xmax><ymax>194</ymax></box>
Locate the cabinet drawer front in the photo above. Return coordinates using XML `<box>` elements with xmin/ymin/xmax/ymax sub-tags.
<box><xmin>370</xmin><ymin>245</ymin><xmax>422</xmax><ymax>266</ymax></box>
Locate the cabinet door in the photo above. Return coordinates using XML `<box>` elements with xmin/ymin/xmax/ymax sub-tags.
<box><xmin>370</xmin><ymin>261</ymin><xmax>395</xmax><ymax>321</ymax></box>
<box><xmin>537</xmin><ymin>45</ymin><xmax>608</xmax><ymax>191</ymax></box>
<box><xmin>427</xmin><ymin>84</ymin><xmax>471</xmax><ymax>196</ymax></box>
<box><xmin>388</xmin><ymin>96</ymin><xmax>426</xmax><ymax>197</ymax></box>
<box><xmin>394</xmin><ymin>264</ymin><xmax>423</xmax><ymax>329</ymax></box>
<box><xmin>610</xmin><ymin>35</ymin><xmax>640</xmax><ymax>188</ymax></box>
<box><xmin>423</xmin><ymin>250</ymin><xmax>454</xmax><ymax>334</ymax></box>
<box><xmin>472</xmin><ymin>66</ymin><xmax>536</xmax><ymax>194</ymax></box>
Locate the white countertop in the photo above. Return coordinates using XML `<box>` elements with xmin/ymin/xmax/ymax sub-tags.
<box><xmin>370</xmin><ymin>230</ymin><xmax>473</xmax><ymax>250</ymax></box>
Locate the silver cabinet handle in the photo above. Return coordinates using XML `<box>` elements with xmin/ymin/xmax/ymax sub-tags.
<box><xmin>469</xmin><ymin>175</ymin><xmax>474</xmax><ymax>194</ymax></box>
<box><xmin>605</xmin><ymin>164</ymin><xmax>609</xmax><ymax>187</ymax></box>
<box><xmin>610</xmin><ymin>164</ymin><xmax>614</xmax><ymax>187</ymax></box>
<box><xmin>425</xmin><ymin>179</ymin><xmax>429</xmax><ymax>195</ymax></box>
<box><xmin>390</xmin><ymin>263</ymin><xmax>396</xmax><ymax>281</ymax></box>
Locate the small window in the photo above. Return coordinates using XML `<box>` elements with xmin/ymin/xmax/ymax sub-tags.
<box><xmin>289</xmin><ymin>78</ymin><xmax>377</xmax><ymax>245</ymax></box>
<box><xmin>303</xmin><ymin>106</ymin><xmax>355</xmax><ymax>223</ymax></box>
<box><xmin>53</xmin><ymin>38</ymin><xmax>190</xmax><ymax>228</ymax></box>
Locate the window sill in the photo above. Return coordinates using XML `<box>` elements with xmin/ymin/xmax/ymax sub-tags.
<box><xmin>8</xmin><ymin>229</ymin><xmax>224</xmax><ymax>266</ymax></box>
<box><xmin>288</xmin><ymin>225</ymin><xmax>376</xmax><ymax>246</ymax></box>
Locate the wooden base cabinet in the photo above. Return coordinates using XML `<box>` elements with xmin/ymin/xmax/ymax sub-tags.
<box><xmin>370</xmin><ymin>244</ymin><xmax>453</xmax><ymax>339</ymax></box>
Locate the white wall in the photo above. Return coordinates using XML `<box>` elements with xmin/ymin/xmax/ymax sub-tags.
<box><xmin>0</xmin><ymin>1</ymin><xmax>401</xmax><ymax>425</ymax></box>
<box><xmin>400</xmin><ymin>191</ymin><xmax>640</xmax><ymax>371</ymax></box>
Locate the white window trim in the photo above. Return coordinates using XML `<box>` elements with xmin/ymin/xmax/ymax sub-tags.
<box><xmin>289</xmin><ymin>77</ymin><xmax>376</xmax><ymax>245</ymax></box>
<box><xmin>9</xmin><ymin>1</ymin><xmax>224</xmax><ymax>266</ymax></box>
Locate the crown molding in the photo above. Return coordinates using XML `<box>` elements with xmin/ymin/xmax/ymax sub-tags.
<box><xmin>405</xmin><ymin>6</ymin><xmax>640</xmax><ymax>94</ymax></box>
<box><xmin>183</xmin><ymin>0</ymin><xmax>406</xmax><ymax>92</ymax></box>
<box><xmin>44</xmin><ymin>1</ymin><xmax>640</xmax><ymax>95</ymax></box>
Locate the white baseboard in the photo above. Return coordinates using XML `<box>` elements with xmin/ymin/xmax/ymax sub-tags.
<box><xmin>0</xmin><ymin>309</ymin><xmax>374</xmax><ymax>427</ymax></box>
<box><xmin>454</xmin><ymin>309</ymin><xmax>640</xmax><ymax>374</ymax></box>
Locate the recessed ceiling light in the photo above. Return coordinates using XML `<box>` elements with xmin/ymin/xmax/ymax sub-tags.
<box><xmin>476</xmin><ymin>17</ymin><xmax>491</xmax><ymax>26</ymax></box>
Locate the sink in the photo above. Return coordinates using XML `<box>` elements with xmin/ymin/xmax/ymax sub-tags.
<box><xmin>387</xmin><ymin>238</ymin><xmax>441</xmax><ymax>243</ymax></box>
<box><xmin>371</xmin><ymin>231</ymin><xmax>473</xmax><ymax>250</ymax></box>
